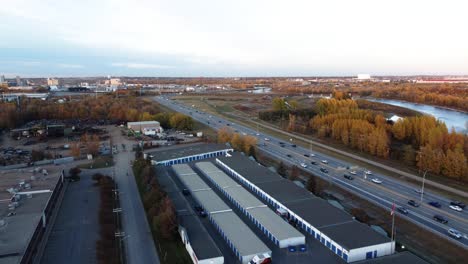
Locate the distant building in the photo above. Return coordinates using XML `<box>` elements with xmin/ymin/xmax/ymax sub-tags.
<box><xmin>47</xmin><ymin>78</ymin><xmax>59</xmax><ymax>86</ymax></box>
<box><xmin>8</xmin><ymin>86</ymin><xmax>34</xmax><ymax>91</ymax></box>
<box><xmin>127</xmin><ymin>121</ymin><xmax>163</xmax><ymax>135</ymax></box>
<box><xmin>357</xmin><ymin>74</ymin><xmax>371</xmax><ymax>80</ymax></box>
<box><xmin>105</xmin><ymin>78</ymin><xmax>121</xmax><ymax>86</ymax></box>
<box><xmin>0</xmin><ymin>75</ymin><xmax>5</xmax><ymax>84</ymax></box>
<box><xmin>388</xmin><ymin>115</ymin><xmax>403</xmax><ymax>123</ymax></box>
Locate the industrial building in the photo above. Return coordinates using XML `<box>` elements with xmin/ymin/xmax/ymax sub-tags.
<box><xmin>147</xmin><ymin>143</ymin><xmax>233</xmax><ymax>166</ymax></box>
<box><xmin>127</xmin><ymin>121</ymin><xmax>163</xmax><ymax>136</ymax></box>
<box><xmin>216</xmin><ymin>153</ymin><xmax>395</xmax><ymax>263</ymax></box>
<box><xmin>195</xmin><ymin>161</ymin><xmax>306</xmax><ymax>248</ymax></box>
<box><xmin>171</xmin><ymin>164</ymin><xmax>271</xmax><ymax>264</ymax></box>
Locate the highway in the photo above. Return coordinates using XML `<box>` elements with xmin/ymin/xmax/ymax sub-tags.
<box><xmin>154</xmin><ymin>96</ymin><xmax>468</xmax><ymax>248</ymax></box>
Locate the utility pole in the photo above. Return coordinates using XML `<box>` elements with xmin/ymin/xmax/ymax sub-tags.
<box><xmin>390</xmin><ymin>201</ymin><xmax>396</xmax><ymax>254</ymax></box>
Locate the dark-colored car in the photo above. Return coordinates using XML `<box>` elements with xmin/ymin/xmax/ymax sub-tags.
<box><xmin>182</xmin><ymin>189</ymin><xmax>190</xmax><ymax>196</ymax></box>
<box><xmin>194</xmin><ymin>205</ymin><xmax>203</xmax><ymax>212</ymax></box>
<box><xmin>408</xmin><ymin>200</ymin><xmax>420</xmax><ymax>207</ymax></box>
<box><xmin>450</xmin><ymin>201</ymin><xmax>466</xmax><ymax>209</ymax></box>
<box><xmin>286</xmin><ymin>154</ymin><xmax>292</xmax><ymax>157</ymax></box>
<box><xmin>433</xmin><ymin>215</ymin><xmax>448</xmax><ymax>224</ymax></box>
<box><xmin>397</xmin><ymin>207</ymin><xmax>409</xmax><ymax>215</ymax></box>
<box><xmin>288</xmin><ymin>246</ymin><xmax>297</xmax><ymax>252</ymax></box>
<box><xmin>311</xmin><ymin>161</ymin><xmax>317</xmax><ymax>165</ymax></box>
<box><xmin>429</xmin><ymin>201</ymin><xmax>442</xmax><ymax>208</ymax></box>
<box><xmin>343</xmin><ymin>174</ymin><xmax>354</xmax><ymax>180</ymax></box>
<box><xmin>320</xmin><ymin>168</ymin><xmax>328</xmax><ymax>173</ymax></box>
<box><xmin>291</xmin><ymin>144</ymin><xmax>297</xmax><ymax>148</ymax></box>
<box><xmin>226</xmin><ymin>123</ymin><xmax>230</xmax><ymax>126</ymax></box>
<box><xmin>304</xmin><ymin>154</ymin><xmax>310</xmax><ymax>157</ymax></box>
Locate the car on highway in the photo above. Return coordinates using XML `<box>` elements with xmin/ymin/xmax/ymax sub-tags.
<box><xmin>407</xmin><ymin>200</ymin><xmax>420</xmax><ymax>207</ymax></box>
<box><xmin>343</xmin><ymin>174</ymin><xmax>354</xmax><ymax>180</ymax></box>
<box><xmin>414</xmin><ymin>189</ymin><xmax>424</xmax><ymax>194</ymax></box>
<box><xmin>448</xmin><ymin>228</ymin><xmax>463</xmax><ymax>239</ymax></box>
<box><xmin>364</xmin><ymin>170</ymin><xmax>372</xmax><ymax>175</ymax></box>
<box><xmin>304</xmin><ymin>154</ymin><xmax>310</xmax><ymax>157</ymax></box>
<box><xmin>371</xmin><ymin>178</ymin><xmax>383</xmax><ymax>184</ymax></box>
<box><xmin>450</xmin><ymin>201</ymin><xmax>466</xmax><ymax>209</ymax></box>
<box><xmin>291</xmin><ymin>144</ymin><xmax>297</xmax><ymax>147</ymax></box>
<box><xmin>226</xmin><ymin>123</ymin><xmax>230</xmax><ymax>126</ymax></box>
<box><xmin>449</xmin><ymin>205</ymin><xmax>463</xmax><ymax>212</ymax></box>
<box><xmin>429</xmin><ymin>201</ymin><xmax>442</xmax><ymax>208</ymax></box>
<box><xmin>310</xmin><ymin>153</ymin><xmax>316</xmax><ymax>157</ymax></box>
<box><xmin>311</xmin><ymin>161</ymin><xmax>317</xmax><ymax>165</ymax></box>
<box><xmin>349</xmin><ymin>171</ymin><xmax>357</xmax><ymax>175</ymax></box>
<box><xmin>321</xmin><ymin>160</ymin><xmax>328</xmax><ymax>164</ymax></box>
<box><xmin>300</xmin><ymin>163</ymin><xmax>307</xmax><ymax>168</ymax></box>
<box><xmin>433</xmin><ymin>215</ymin><xmax>448</xmax><ymax>224</ymax></box>
<box><xmin>397</xmin><ymin>207</ymin><xmax>409</xmax><ymax>215</ymax></box>
<box><xmin>320</xmin><ymin>168</ymin><xmax>328</xmax><ymax>173</ymax></box>
<box><xmin>218</xmin><ymin>120</ymin><xmax>222</xmax><ymax>123</ymax></box>
<box><xmin>287</xmin><ymin>154</ymin><xmax>292</xmax><ymax>157</ymax></box>
<box><xmin>264</xmin><ymin>137</ymin><xmax>270</xmax><ymax>141</ymax></box>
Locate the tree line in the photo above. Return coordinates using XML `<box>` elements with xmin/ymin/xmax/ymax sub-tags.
<box><xmin>217</xmin><ymin>127</ymin><xmax>257</xmax><ymax>157</ymax></box>
<box><xmin>300</xmin><ymin>98</ymin><xmax>467</xmax><ymax>182</ymax></box>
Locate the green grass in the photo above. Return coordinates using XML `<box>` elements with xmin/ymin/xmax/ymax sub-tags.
<box><xmin>77</xmin><ymin>156</ymin><xmax>114</xmax><ymax>169</ymax></box>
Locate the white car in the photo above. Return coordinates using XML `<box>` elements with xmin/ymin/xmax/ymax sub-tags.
<box><xmin>349</xmin><ymin>171</ymin><xmax>357</xmax><ymax>175</ymax></box>
<box><xmin>365</xmin><ymin>170</ymin><xmax>372</xmax><ymax>175</ymax></box>
<box><xmin>256</xmin><ymin>133</ymin><xmax>260</xmax><ymax>136</ymax></box>
<box><xmin>264</xmin><ymin>138</ymin><xmax>270</xmax><ymax>141</ymax></box>
<box><xmin>448</xmin><ymin>228</ymin><xmax>463</xmax><ymax>239</ymax></box>
<box><xmin>371</xmin><ymin>178</ymin><xmax>383</xmax><ymax>184</ymax></box>
<box><xmin>300</xmin><ymin>163</ymin><xmax>308</xmax><ymax>168</ymax></box>
<box><xmin>310</xmin><ymin>153</ymin><xmax>316</xmax><ymax>157</ymax></box>
<box><xmin>321</xmin><ymin>160</ymin><xmax>328</xmax><ymax>164</ymax></box>
<box><xmin>449</xmin><ymin>205</ymin><xmax>463</xmax><ymax>212</ymax></box>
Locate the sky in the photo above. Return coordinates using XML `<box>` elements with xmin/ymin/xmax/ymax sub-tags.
<box><xmin>1</xmin><ymin>0</ymin><xmax>468</xmax><ymax>77</ymax></box>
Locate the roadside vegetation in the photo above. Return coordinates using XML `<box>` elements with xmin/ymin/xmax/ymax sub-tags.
<box><xmin>132</xmin><ymin>150</ymin><xmax>191</xmax><ymax>264</ymax></box>
<box><xmin>217</xmin><ymin>127</ymin><xmax>257</xmax><ymax>157</ymax></box>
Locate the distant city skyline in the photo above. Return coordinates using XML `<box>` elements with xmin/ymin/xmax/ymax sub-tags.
<box><xmin>1</xmin><ymin>0</ymin><xmax>468</xmax><ymax>77</ymax></box>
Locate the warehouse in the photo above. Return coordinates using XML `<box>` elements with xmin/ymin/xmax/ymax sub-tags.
<box><xmin>171</xmin><ymin>164</ymin><xmax>211</xmax><ymax>192</ymax></box>
<box><xmin>195</xmin><ymin>162</ymin><xmax>306</xmax><ymax>248</ymax></box>
<box><xmin>216</xmin><ymin>153</ymin><xmax>395</xmax><ymax>263</ymax></box>
<box><xmin>127</xmin><ymin>120</ymin><xmax>163</xmax><ymax>135</ymax></box>
<box><xmin>171</xmin><ymin>164</ymin><xmax>272</xmax><ymax>264</ymax></box>
<box><xmin>148</xmin><ymin>143</ymin><xmax>233</xmax><ymax>166</ymax></box>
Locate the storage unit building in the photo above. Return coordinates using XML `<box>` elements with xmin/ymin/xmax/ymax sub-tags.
<box><xmin>216</xmin><ymin>153</ymin><xmax>395</xmax><ymax>263</ymax></box>
<box><xmin>148</xmin><ymin>143</ymin><xmax>233</xmax><ymax>166</ymax></box>
<box><xmin>195</xmin><ymin>161</ymin><xmax>306</xmax><ymax>248</ymax></box>
<box><xmin>171</xmin><ymin>164</ymin><xmax>271</xmax><ymax>264</ymax></box>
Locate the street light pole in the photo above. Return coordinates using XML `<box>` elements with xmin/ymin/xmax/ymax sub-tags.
<box><xmin>420</xmin><ymin>169</ymin><xmax>428</xmax><ymax>203</ymax></box>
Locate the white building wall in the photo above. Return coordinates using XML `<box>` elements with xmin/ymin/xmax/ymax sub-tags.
<box><xmin>348</xmin><ymin>242</ymin><xmax>395</xmax><ymax>262</ymax></box>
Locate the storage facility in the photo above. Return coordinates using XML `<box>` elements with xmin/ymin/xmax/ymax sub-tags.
<box><xmin>195</xmin><ymin>162</ymin><xmax>306</xmax><ymax>248</ymax></box>
<box><xmin>217</xmin><ymin>153</ymin><xmax>395</xmax><ymax>263</ymax></box>
<box><xmin>171</xmin><ymin>164</ymin><xmax>272</xmax><ymax>264</ymax></box>
<box><xmin>148</xmin><ymin>143</ymin><xmax>233</xmax><ymax>166</ymax></box>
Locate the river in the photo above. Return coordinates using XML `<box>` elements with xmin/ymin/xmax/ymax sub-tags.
<box><xmin>368</xmin><ymin>98</ymin><xmax>468</xmax><ymax>133</ymax></box>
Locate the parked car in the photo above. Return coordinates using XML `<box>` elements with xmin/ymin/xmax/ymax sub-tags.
<box><xmin>433</xmin><ymin>215</ymin><xmax>448</xmax><ymax>224</ymax></box>
<box><xmin>299</xmin><ymin>244</ymin><xmax>307</xmax><ymax>252</ymax></box>
<box><xmin>344</xmin><ymin>174</ymin><xmax>354</xmax><ymax>180</ymax></box>
<box><xmin>448</xmin><ymin>228</ymin><xmax>462</xmax><ymax>239</ymax></box>
<box><xmin>429</xmin><ymin>201</ymin><xmax>442</xmax><ymax>208</ymax></box>
<box><xmin>371</xmin><ymin>178</ymin><xmax>383</xmax><ymax>184</ymax></box>
<box><xmin>397</xmin><ymin>207</ymin><xmax>409</xmax><ymax>215</ymax></box>
<box><xmin>408</xmin><ymin>200</ymin><xmax>420</xmax><ymax>207</ymax></box>
<box><xmin>450</xmin><ymin>201</ymin><xmax>466</xmax><ymax>209</ymax></box>
<box><xmin>182</xmin><ymin>189</ymin><xmax>190</xmax><ymax>196</ymax></box>
<box><xmin>449</xmin><ymin>205</ymin><xmax>463</xmax><ymax>212</ymax></box>
<box><xmin>288</xmin><ymin>246</ymin><xmax>297</xmax><ymax>252</ymax></box>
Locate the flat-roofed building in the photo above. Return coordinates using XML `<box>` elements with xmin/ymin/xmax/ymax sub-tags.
<box><xmin>127</xmin><ymin>121</ymin><xmax>163</xmax><ymax>136</ymax></box>
<box><xmin>147</xmin><ymin>143</ymin><xmax>233</xmax><ymax>166</ymax></box>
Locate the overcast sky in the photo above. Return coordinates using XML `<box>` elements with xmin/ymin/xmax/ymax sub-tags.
<box><xmin>1</xmin><ymin>0</ymin><xmax>468</xmax><ymax>77</ymax></box>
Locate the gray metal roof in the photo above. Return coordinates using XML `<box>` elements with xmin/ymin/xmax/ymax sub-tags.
<box><xmin>247</xmin><ymin>206</ymin><xmax>305</xmax><ymax>241</ymax></box>
<box><xmin>172</xmin><ymin>164</ymin><xmax>210</xmax><ymax>191</ymax></box>
<box><xmin>195</xmin><ymin>162</ymin><xmax>240</xmax><ymax>188</ymax></box>
<box><xmin>148</xmin><ymin>143</ymin><xmax>232</xmax><ymax>162</ymax></box>
<box><xmin>179</xmin><ymin>215</ymin><xmax>223</xmax><ymax>260</ymax></box>
<box><xmin>256</xmin><ymin>179</ymin><xmax>316</xmax><ymax>204</ymax></box>
<box><xmin>224</xmin><ymin>186</ymin><xmax>265</xmax><ymax>209</ymax></box>
<box><xmin>284</xmin><ymin>198</ymin><xmax>353</xmax><ymax>228</ymax></box>
<box><xmin>217</xmin><ymin>153</ymin><xmax>284</xmax><ymax>184</ymax></box>
<box><xmin>320</xmin><ymin>221</ymin><xmax>390</xmax><ymax>250</ymax></box>
<box><xmin>191</xmin><ymin>189</ymin><xmax>232</xmax><ymax>214</ymax></box>
<box><xmin>210</xmin><ymin>211</ymin><xmax>271</xmax><ymax>257</ymax></box>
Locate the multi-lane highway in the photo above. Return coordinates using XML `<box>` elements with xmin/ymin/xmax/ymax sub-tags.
<box><xmin>154</xmin><ymin>96</ymin><xmax>468</xmax><ymax>248</ymax></box>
